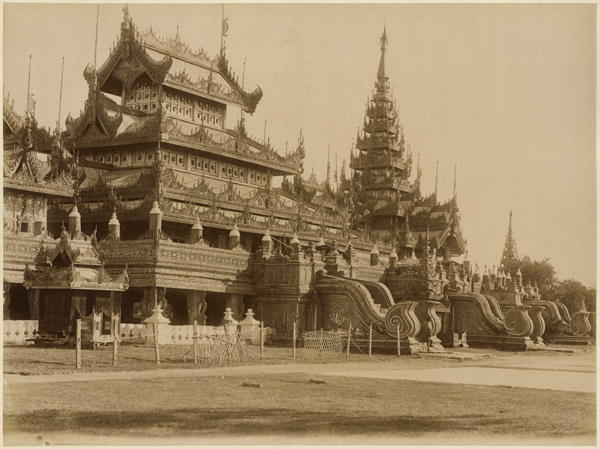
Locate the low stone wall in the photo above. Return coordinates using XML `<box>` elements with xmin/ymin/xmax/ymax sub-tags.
<box><xmin>4</xmin><ymin>320</ymin><xmax>38</xmax><ymax>345</ymax></box>
<box><xmin>119</xmin><ymin>322</ymin><xmax>271</xmax><ymax>345</ymax></box>
<box><xmin>3</xmin><ymin>319</ymin><xmax>271</xmax><ymax>346</ymax></box>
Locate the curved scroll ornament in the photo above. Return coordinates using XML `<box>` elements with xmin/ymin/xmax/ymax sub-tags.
<box><xmin>554</xmin><ymin>301</ymin><xmax>572</xmax><ymax>322</ymax></box>
<box><xmin>503</xmin><ymin>305</ymin><xmax>534</xmax><ymax>337</ymax></box>
<box><xmin>571</xmin><ymin>311</ymin><xmax>592</xmax><ymax>336</ymax></box>
<box><xmin>420</xmin><ymin>301</ymin><xmax>445</xmax><ymax>345</ymax></box>
<box><xmin>448</xmin><ymin>293</ymin><xmax>505</xmax><ymax>330</ymax></box>
<box><xmin>383</xmin><ymin>301</ymin><xmax>421</xmax><ymax>339</ymax></box>
<box><xmin>527</xmin><ymin>306</ymin><xmax>546</xmax><ymax>344</ymax></box>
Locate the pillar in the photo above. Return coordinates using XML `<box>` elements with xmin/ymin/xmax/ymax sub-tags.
<box><xmin>27</xmin><ymin>289</ymin><xmax>39</xmax><ymax>320</ymax></box>
<box><xmin>149</xmin><ymin>200</ymin><xmax>162</xmax><ymax>239</ymax></box>
<box><xmin>68</xmin><ymin>205</ymin><xmax>81</xmax><ymax>238</ymax></box>
<box><xmin>190</xmin><ymin>218</ymin><xmax>203</xmax><ymax>244</ymax></box>
<box><xmin>142</xmin><ymin>287</ymin><xmax>167</xmax><ymax>318</ymax></box>
<box><xmin>261</xmin><ymin>230</ymin><xmax>273</xmax><ymax>257</ymax></box>
<box><xmin>225</xmin><ymin>294</ymin><xmax>244</xmax><ymax>321</ymax></box>
<box><xmin>108</xmin><ymin>211</ymin><xmax>121</xmax><ymax>240</ymax></box>
<box><xmin>370</xmin><ymin>244</ymin><xmax>379</xmax><ymax>266</ymax></box>
<box><xmin>186</xmin><ymin>290</ymin><xmax>207</xmax><ymax>324</ymax></box>
<box><xmin>229</xmin><ymin>223</ymin><xmax>240</xmax><ymax>250</ymax></box>
<box><xmin>3</xmin><ymin>283</ymin><xmax>11</xmax><ymax>319</ymax></box>
<box><xmin>290</xmin><ymin>233</ymin><xmax>301</xmax><ymax>261</ymax></box>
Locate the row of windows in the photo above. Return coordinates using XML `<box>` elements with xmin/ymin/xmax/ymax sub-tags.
<box><xmin>162</xmin><ymin>103</ymin><xmax>222</xmax><ymax>127</ymax></box>
<box><xmin>92</xmin><ymin>151</ymin><xmax>155</xmax><ymax>166</ymax></box>
<box><xmin>165</xmin><ymin>91</ymin><xmax>222</xmax><ymax>114</ymax></box>
<box><xmin>89</xmin><ymin>149</ymin><xmax>269</xmax><ymax>187</ymax></box>
<box><xmin>163</xmin><ymin>89</ymin><xmax>224</xmax><ymax>127</ymax></box>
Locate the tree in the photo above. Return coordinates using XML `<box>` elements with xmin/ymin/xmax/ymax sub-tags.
<box><xmin>503</xmin><ymin>256</ymin><xmax>557</xmax><ymax>295</ymax></box>
<box><xmin>549</xmin><ymin>279</ymin><xmax>596</xmax><ymax>314</ymax></box>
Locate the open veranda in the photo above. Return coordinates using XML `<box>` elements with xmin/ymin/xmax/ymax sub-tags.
<box><xmin>3</xmin><ymin>340</ymin><xmax>596</xmax><ymax>446</ymax></box>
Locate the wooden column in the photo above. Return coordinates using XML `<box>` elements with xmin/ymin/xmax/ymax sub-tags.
<box><xmin>186</xmin><ymin>290</ymin><xmax>207</xmax><ymax>325</ymax></box>
<box><xmin>225</xmin><ymin>294</ymin><xmax>244</xmax><ymax>322</ymax></box>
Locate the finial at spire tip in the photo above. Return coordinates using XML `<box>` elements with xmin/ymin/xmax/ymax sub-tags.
<box><xmin>380</xmin><ymin>26</ymin><xmax>388</xmax><ymax>52</ymax></box>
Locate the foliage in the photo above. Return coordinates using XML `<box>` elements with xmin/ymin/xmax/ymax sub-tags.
<box><xmin>504</xmin><ymin>255</ymin><xmax>595</xmax><ymax>313</ymax></box>
<box><xmin>547</xmin><ymin>279</ymin><xmax>596</xmax><ymax>314</ymax></box>
<box><xmin>503</xmin><ymin>256</ymin><xmax>557</xmax><ymax>295</ymax></box>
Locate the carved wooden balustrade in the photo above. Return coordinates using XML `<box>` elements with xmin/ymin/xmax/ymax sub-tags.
<box><xmin>99</xmin><ymin>239</ymin><xmax>253</xmax><ymax>293</ymax></box>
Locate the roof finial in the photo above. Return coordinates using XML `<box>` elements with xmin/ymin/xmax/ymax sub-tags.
<box><xmin>453</xmin><ymin>162</ymin><xmax>457</xmax><ymax>199</ymax></box>
<box><xmin>377</xmin><ymin>25</ymin><xmax>388</xmax><ymax>81</ymax></box>
<box><xmin>434</xmin><ymin>160</ymin><xmax>439</xmax><ymax>202</ymax></box>
<box><xmin>239</xmin><ymin>58</ymin><xmax>247</xmax><ymax>123</ymax></box>
<box><xmin>220</xmin><ymin>4</ymin><xmax>229</xmax><ymax>56</ymax></box>
<box><xmin>25</xmin><ymin>54</ymin><xmax>33</xmax><ymax>118</ymax></box>
<box><xmin>326</xmin><ymin>145</ymin><xmax>331</xmax><ymax>187</ymax></box>
<box><xmin>122</xmin><ymin>4</ymin><xmax>129</xmax><ymax>24</ymax></box>
<box><xmin>56</xmin><ymin>56</ymin><xmax>65</xmax><ymax>132</ymax></box>
<box><xmin>263</xmin><ymin>118</ymin><xmax>267</xmax><ymax>145</ymax></box>
<box><xmin>93</xmin><ymin>5</ymin><xmax>100</xmax><ymax>70</ymax></box>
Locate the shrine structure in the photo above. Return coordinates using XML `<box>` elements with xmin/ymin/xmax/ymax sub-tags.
<box><xmin>4</xmin><ymin>8</ymin><xmax>586</xmax><ymax>351</ymax></box>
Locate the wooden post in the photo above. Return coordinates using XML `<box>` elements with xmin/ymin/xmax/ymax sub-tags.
<box><xmin>75</xmin><ymin>318</ymin><xmax>82</xmax><ymax>369</ymax></box>
<box><xmin>193</xmin><ymin>320</ymin><xmax>198</xmax><ymax>365</ymax></box>
<box><xmin>368</xmin><ymin>324</ymin><xmax>373</xmax><ymax>357</ymax></box>
<box><xmin>396</xmin><ymin>324</ymin><xmax>401</xmax><ymax>357</ymax></box>
<box><xmin>112</xmin><ymin>314</ymin><xmax>118</xmax><ymax>367</ymax></box>
<box><xmin>346</xmin><ymin>323</ymin><xmax>351</xmax><ymax>360</ymax></box>
<box><xmin>153</xmin><ymin>323</ymin><xmax>160</xmax><ymax>365</ymax></box>
<box><xmin>259</xmin><ymin>321</ymin><xmax>264</xmax><ymax>360</ymax></box>
<box><xmin>292</xmin><ymin>321</ymin><xmax>297</xmax><ymax>359</ymax></box>
<box><xmin>318</xmin><ymin>328</ymin><xmax>324</xmax><ymax>359</ymax></box>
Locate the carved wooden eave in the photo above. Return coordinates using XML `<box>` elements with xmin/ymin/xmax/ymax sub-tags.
<box><xmin>67</xmin><ymin>92</ymin><xmax>161</xmax><ymax>148</ymax></box>
<box><xmin>3</xmin><ymin>94</ymin><xmax>24</xmax><ymax>136</ymax></box>
<box><xmin>160</xmin><ymin>131</ymin><xmax>300</xmax><ymax>176</ymax></box>
<box><xmin>4</xmin><ymin>177</ymin><xmax>74</xmax><ymax>198</ymax></box>
<box><xmin>22</xmin><ymin>231</ymin><xmax>128</xmax><ymax>291</ymax></box>
<box><xmin>23</xmin><ymin>264</ymin><xmax>127</xmax><ymax>291</ymax></box>
<box><xmin>216</xmin><ymin>55</ymin><xmax>262</xmax><ymax>113</ymax></box>
<box><xmin>3</xmin><ymin>148</ymin><xmax>74</xmax><ymax>197</ymax></box>
<box><xmin>97</xmin><ymin>18</ymin><xmax>172</xmax><ymax>96</ymax></box>
<box><xmin>66</xmin><ymin>87</ymin><xmax>122</xmax><ymax>141</ymax></box>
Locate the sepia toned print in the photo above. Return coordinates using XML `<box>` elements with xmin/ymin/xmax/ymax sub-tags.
<box><xmin>3</xmin><ymin>3</ymin><xmax>596</xmax><ymax>447</ymax></box>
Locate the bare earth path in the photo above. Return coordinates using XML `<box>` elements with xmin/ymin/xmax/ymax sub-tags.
<box><xmin>3</xmin><ymin>346</ymin><xmax>596</xmax><ymax>446</ymax></box>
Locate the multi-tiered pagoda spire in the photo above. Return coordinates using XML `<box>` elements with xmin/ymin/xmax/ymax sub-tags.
<box><xmin>500</xmin><ymin>210</ymin><xmax>519</xmax><ymax>271</ymax></box>
<box><xmin>350</xmin><ymin>27</ymin><xmax>413</xmax><ymax>244</ymax></box>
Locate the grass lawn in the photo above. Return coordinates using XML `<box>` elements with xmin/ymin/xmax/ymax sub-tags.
<box><xmin>4</xmin><ymin>371</ymin><xmax>595</xmax><ymax>445</ymax></box>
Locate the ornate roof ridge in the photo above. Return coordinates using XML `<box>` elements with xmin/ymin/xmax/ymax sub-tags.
<box><xmin>3</xmin><ymin>93</ymin><xmax>24</xmax><ymax>134</ymax></box>
<box><xmin>216</xmin><ymin>54</ymin><xmax>263</xmax><ymax>113</ymax></box>
<box><xmin>96</xmin><ymin>12</ymin><xmax>172</xmax><ymax>92</ymax></box>
<box><xmin>139</xmin><ymin>25</ymin><xmax>262</xmax><ymax>113</ymax></box>
<box><xmin>140</xmin><ymin>26</ymin><xmax>219</xmax><ymax>69</ymax></box>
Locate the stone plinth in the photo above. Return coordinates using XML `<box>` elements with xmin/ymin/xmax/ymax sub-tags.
<box><xmin>143</xmin><ymin>305</ymin><xmax>171</xmax><ymax>344</ymax></box>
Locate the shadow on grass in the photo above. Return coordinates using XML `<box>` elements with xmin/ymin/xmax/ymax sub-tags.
<box><xmin>5</xmin><ymin>407</ymin><xmax>515</xmax><ymax>437</ymax></box>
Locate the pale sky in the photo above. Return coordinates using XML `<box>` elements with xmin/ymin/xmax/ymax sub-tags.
<box><xmin>3</xmin><ymin>3</ymin><xmax>597</xmax><ymax>287</ymax></box>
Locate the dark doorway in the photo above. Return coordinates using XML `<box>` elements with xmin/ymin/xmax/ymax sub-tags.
<box><xmin>167</xmin><ymin>289</ymin><xmax>189</xmax><ymax>325</ymax></box>
<box><xmin>8</xmin><ymin>284</ymin><xmax>31</xmax><ymax>320</ymax></box>
<box><xmin>205</xmin><ymin>292</ymin><xmax>226</xmax><ymax>325</ymax></box>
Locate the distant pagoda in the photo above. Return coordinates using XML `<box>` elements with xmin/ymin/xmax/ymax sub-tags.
<box><xmin>500</xmin><ymin>210</ymin><xmax>519</xmax><ymax>271</ymax></box>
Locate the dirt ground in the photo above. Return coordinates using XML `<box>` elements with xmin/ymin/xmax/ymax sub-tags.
<box><xmin>3</xmin><ymin>344</ymin><xmax>596</xmax><ymax>446</ymax></box>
